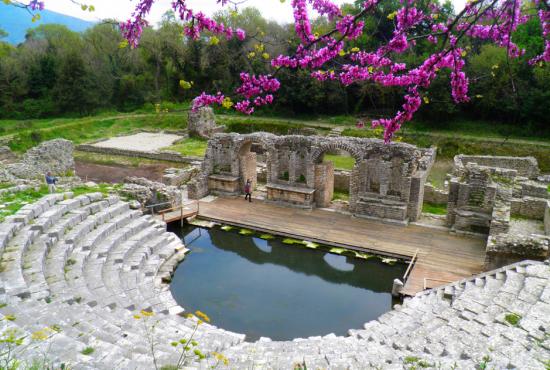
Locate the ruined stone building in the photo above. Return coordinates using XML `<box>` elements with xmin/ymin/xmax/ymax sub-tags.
<box><xmin>189</xmin><ymin>133</ymin><xmax>436</xmax><ymax>224</ymax></box>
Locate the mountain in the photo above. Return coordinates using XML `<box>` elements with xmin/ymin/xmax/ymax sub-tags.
<box><xmin>0</xmin><ymin>3</ymin><xmax>95</xmax><ymax>44</ymax></box>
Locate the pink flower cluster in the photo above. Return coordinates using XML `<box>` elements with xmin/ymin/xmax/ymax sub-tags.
<box><xmin>192</xmin><ymin>74</ymin><xmax>280</xmax><ymax>115</ymax></box>
<box><xmin>120</xmin><ymin>0</ymin><xmax>245</xmax><ymax>48</ymax></box>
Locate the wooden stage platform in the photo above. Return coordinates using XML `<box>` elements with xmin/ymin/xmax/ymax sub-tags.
<box><xmin>196</xmin><ymin>197</ymin><xmax>487</xmax><ymax>296</ymax></box>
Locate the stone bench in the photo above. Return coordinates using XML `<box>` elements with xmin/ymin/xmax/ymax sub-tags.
<box><xmin>208</xmin><ymin>174</ymin><xmax>241</xmax><ymax>194</ymax></box>
<box><xmin>266</xmin><ymin>182</ymin><xmax>316</xmax><ymax>208</ymax></box>
<box><xmin>355</xmin><ymin>195</ymin><xmax>408</xmax><ymax>223</ymax></box>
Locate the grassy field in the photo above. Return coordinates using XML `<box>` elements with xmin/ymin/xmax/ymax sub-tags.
<box><xmin>1</xmin><ymin>109</ymin><xmax>548</xmax><ymax>172</ymax></box>
<box><xmin>163</xmin><ymin>138</ymin><xmax>208</xmax><ymax>157</ymax></box>
<box><xmin>324</xmin><ymin>154</ymin><xmax>355</xmax><ymax>171</ymax></box>
<box><xmin>4</xmin><ymin>112</ymin><xmax>186</xmax><ymax>153</ymax></box>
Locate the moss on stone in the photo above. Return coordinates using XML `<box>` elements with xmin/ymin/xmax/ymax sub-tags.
<box><xmin>504</xmin><ymin>312</ymin><xmax>521</xmax><ymax>326</ymax></box>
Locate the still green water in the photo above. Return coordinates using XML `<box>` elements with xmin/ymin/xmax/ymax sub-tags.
<box><xmin>168</xmin><ymin>224</ymin><xmax>405</xmax><ymax>341</ymax></box>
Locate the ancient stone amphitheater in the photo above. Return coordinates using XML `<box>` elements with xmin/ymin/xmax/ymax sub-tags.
<box><xmin>0</xmin><ymin>192</ymin><xmax>548</xmax><ymax>369</ymax></box>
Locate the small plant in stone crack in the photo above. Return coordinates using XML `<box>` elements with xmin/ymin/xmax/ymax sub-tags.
<box><xmin>477</xmin><ymin>355</ymin><xmax>492</xmax><ymax>370</ymax></box>
<box><xmin>0</xmin><ymin>312</ymin><xmax>69</xmax><ymax>370</ymax></box>
<box><xmin>135</xmin><ymin>309</ymin><xmax>228</xmax><ymax>370</ymax></box>
<box><xmin>165</xmin><ymin>310</ymin><xmax>224</xmax><ymax>369</ymax></box>
<box><xmin>403</xmin><ymin>356</ymin><xmax>434</xmax><ymax>369</ymax></box>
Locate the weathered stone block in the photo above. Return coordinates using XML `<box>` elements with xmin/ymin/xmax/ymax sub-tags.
<box><xmin>266</xmin><ymin>182</ymin><xmax>315</xmax><ymax>208</ymax></box>
<box><xmin>314</xmin><ymin>162</ymin><xmax>334</xmax><ymax>208</ymax></box>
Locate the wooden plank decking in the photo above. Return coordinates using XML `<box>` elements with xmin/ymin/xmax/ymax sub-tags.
<box><xmin>154</xmin><ymin>202</ymin><xmax>198</xmax><ymax>223</ymax></box>
<box><xmin>196</xmin><ymin>197</ymin><xmax>487</xmax><ymax>296</ymax></box>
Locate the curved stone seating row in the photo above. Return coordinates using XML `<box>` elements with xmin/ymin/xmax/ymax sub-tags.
<box><xmin>0</xmin><ymin>184</ymin><xmax>32</xmax><ymax>197</ymax></box>
<box><xmin>1</xmin><ymin>189</ymin><xmax>548</xmax><ymax>369</ymax></box>
<box><xmin>221</xmin><ymin>259</ymin><xmax>549</xmax><ymax>369</ymax></box>
<box><xmin>0</xmin><ymin>191</ymin><xmax>244</xmax><ymax>369</ymax></box>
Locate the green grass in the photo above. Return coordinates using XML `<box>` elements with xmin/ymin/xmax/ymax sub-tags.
<box><xmin>332</xmin><ymin>190</ymin><xmax>350</xmax><ymax>201</ymax></box>
<box><xmin>0</xmin><ymin>186</ymin><xmax>50</xmax><ymax>222</ymax></box>
<box><xmin>70</xmin><ymin>184</ymin><xmax>119</xmax><ymax>196</ymax></box>
<box><xmin>407</xmin><ymin>119</ymin><xmax>550</xmax><ymax>141</ymax></box>
<box><xmin>0</xmin><ymin>183</ymin><xmax>14</xmax><ymax>190</ymax></box>
<box><xmin>422</xmin><ymin>202</ymin><xmax>447</xmax><ymax>215</ymax></box>
<box><xmin>324</xmin><ymin>154</ymin><xmax>355</xmax><ymax>171</ymax></box>
<box><xmin>4</xmin><ymin>112</ymin><xmax>187</xmax><ymax>153</ymax></box>
<box><xmin>2</xmin><ymin>108</ymin><xmax>549</xmax><ymax>172</ymax></box>
<box><xmin>0</xmin><ymin>184</ymin><xmax>123</xmax><ymax>223</ymax></box>
<box><xmin>163</xmin><ymin>138</ymin><xmax>208</xmax><ymax>157</ymax></box>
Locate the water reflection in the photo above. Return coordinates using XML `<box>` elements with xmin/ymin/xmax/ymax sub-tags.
<box><xmin>168</xmin><ymin>224</ymin><xmax>405</xmax><ymax>341</ymax></box>
<box><xmin>323</xmin><ymin>254</ymin><xmax>355</xmax><ymax>272</ymax></box>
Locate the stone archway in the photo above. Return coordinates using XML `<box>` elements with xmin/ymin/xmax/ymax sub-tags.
<box><xmin>233</xmin><ymin>136</ymin><xmax>272</xmax><ymax>193</ymax></box>
<box><xmin>310</xmin><ymin>142</ymin><xmax>363</xmax><ymax>210</ymax></box>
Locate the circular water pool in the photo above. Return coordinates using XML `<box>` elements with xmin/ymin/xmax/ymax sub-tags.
<box><xmin>168</xmin><ymin>224</ymin><xmax>405</xmax><ymax>341</ymax></box>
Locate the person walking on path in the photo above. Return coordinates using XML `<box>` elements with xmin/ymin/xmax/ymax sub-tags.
<box><xmin>45</xmin><ymin>171</ymin><xmax>58</xmax><ymax>193</ymax></box>
<box><xmin>244</xmin><ymin>179</ymin><xmax>252</xmax><ymax>202</ymax></box>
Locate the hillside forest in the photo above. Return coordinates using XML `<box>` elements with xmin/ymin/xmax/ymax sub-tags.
<box><xmin>0</xmin><ymin>1</ymin><xmax>549</xmax><ymax>136</ymax></box>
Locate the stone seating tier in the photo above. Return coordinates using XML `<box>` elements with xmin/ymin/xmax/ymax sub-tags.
<box><xmin>0</xmin><ymin>190</ymin><xmax>548</xmax><ymax>369</ymax></box>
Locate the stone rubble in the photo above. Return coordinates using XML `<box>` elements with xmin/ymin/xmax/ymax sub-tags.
<box><xmin>121</xmin><ymin>177</ymin><xmax>184</xmax><ymax>211</ymax></box>
<box><xmin>5</xmin><ymin>139</ymin><xmax>75</xmax><ymax>180</ymax></box>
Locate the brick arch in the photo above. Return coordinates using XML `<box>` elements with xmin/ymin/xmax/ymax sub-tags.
<box><xmin>233</xmin><ymin>135</ymin><xmax>273</xmax><ymax>158</ymax></box>
<box><xmin>310</xmin><ymin>142</ymin><xmax>363</xmax><ymax>165</ymax></box>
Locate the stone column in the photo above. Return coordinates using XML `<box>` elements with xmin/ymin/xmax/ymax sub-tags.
<box><xmin>314</xmin><ymin>162</ymin><xmax>334</xmax><ymax>208</ymax></box>
<box><xmin>240</xmin><ymin>152</ymin><xmax>257</xmax><ymax>191</ymax></box>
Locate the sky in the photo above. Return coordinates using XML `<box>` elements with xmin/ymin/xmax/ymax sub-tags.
<box><xmin>44</xmin><ymin>0</ymin><xmax>467</xmax><ymax>25</ymax></box>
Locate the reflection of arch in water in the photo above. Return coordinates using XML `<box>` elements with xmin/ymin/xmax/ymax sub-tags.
<box><xmin>253</xmin><ymin>238</ymin><xmax>272</xmax><ymax>253</ymax></box>
<box><xmin>206</xmin><ymin>227</ymin><xmax>404</xmax><ymax>293</ymax></box>
<box><xmin>323</xmin><ymin>254</ymin><xmax>355</xmax><ymax>272</ymax></box>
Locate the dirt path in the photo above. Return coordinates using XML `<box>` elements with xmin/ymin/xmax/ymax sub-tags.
<box><xmin>75</xmin><ymin>161</ymin><xmax>173</xmax><ymax>183</ymax></box>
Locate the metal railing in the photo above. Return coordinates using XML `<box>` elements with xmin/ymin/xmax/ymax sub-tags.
<box><xmin>144</xmin><ymin>202</ymin><xmax>172</xmax><ymax>216</ymax></box>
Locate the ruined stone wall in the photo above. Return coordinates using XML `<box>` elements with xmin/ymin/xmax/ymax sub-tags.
<box><xmin>447</xmin><ymin>164</ymin><xmax>516</xmax><ymax>234</ymax></box>
<box><xmin>511</xmin><ymin>197</ymin><xmax>548</xmax><ymax>220</ymax></box>
<box><xmin>191</xmin><ymin>133</ymin><xmax>435</xmax><ymax>223</ymax></box>
<box><xmin>6</xmin><ymin>139</ymin><xmax>74</xmax><ymax>180</ymax></box>
<box><xmin>76</xmin><ymin>144</ymin><xmax>200</xmax><ymax>163</ymax></box>
<box><xmin>187</xmin><ymin>107</ymin><xmax>224</xmax><ymax>139</ymax></box>
<box><xmin>485</xmin><ymin>234</ymin><xmax>549</xmax><ymax>270</ymax></box>
<box><xmin>334</xmin><ymin>170</ymin><xmax>350</xmax><ymax>192</ymax></box>
<box><xmin>423</xmin><ymin>183</ymin><xmax>449</xmax><ymax>204</ymax></box>
<box><xmin>454</xmin><ymin>155</ymin><xmax>539</xmax><ymax>179</ymax></box>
